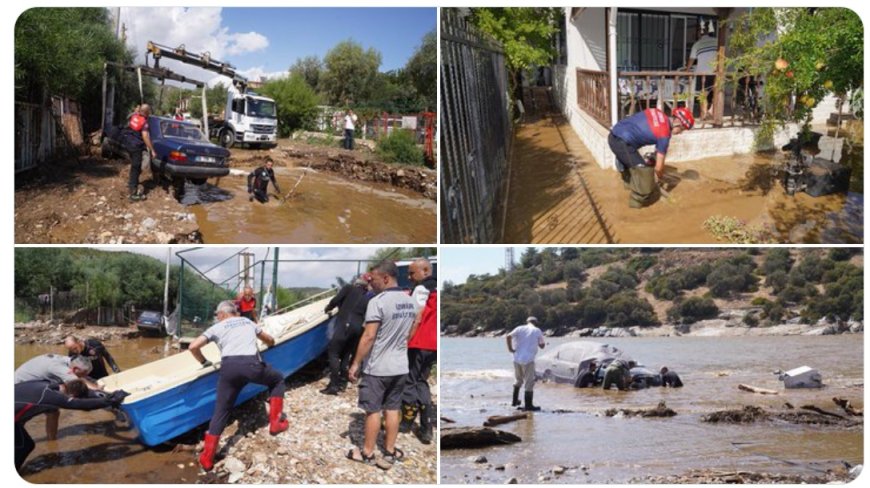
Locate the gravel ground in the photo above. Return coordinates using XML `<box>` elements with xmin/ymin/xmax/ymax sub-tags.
<box><xmin>196</xmin><ymin>364</ymin><xmax>438</xmax><ymax>484</ymax></box>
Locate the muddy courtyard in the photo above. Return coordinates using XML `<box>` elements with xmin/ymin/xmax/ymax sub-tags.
<box><xmin>15</xmin><ymin>140</ymin><xmax>436</xmax><ymax>244</ymax></box>
<box><xmin>502</xmin><ymin>103</ymin><xmax>862</xmax><ymax>244</ymax></box>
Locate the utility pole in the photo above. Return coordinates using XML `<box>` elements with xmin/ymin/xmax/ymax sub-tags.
<box><xmin>163</xmin><ymin>247</ymin><xmax>171</xmax><ymax>318</ymax></box>
<box><xmin>505</xmin><ymin>248</ymin><xmax>515</xmax><ymax>272</ymax></box>
<box><xmin>50</xmin><ymin>286</ymin><xmax>54</xmax><ymax>322</ymax></box>
<box><xmin>271</xmin><ymin>248</ymin><xmax>280</xmax><ymax>311</ymax></box>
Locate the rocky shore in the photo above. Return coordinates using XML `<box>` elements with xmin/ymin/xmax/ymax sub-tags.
<box><xmin>194</xmin><ymin>364</ymin><xmax>437</xmax><ymax>484</ymax></box>
<box><xmin>442</xmin><ymin>312</ymin><xmax>863</xmax><ymax>339</ymax></box>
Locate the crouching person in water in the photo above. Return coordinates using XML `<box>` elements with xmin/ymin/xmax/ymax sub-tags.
<box><xmin>15</xmin><ymin>379</ymin><xmax>128</xmax><ymax>472</ymax></box>
<box><xmin>247</xmin><ymin>159</ymin><xmax>282</xmax><ymax>203</ymax></box>
<box><xmin>602</xmin><ymin>360</ymin><xmax>636</xmax><ymax>391</ymax></box>
<box><xmin>189</xmin><ymin>300</ymin><xmax>289</xmax><ymax>471</ymax></box>
<box><xmin>608</xmin><ymin>107</ymin><xmax>694</xmax><ymax>208</ymax></box>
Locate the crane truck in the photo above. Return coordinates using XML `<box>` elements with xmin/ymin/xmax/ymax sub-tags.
<box><xmin>146</xmin><ymin>41</ymin><xmax>278</xmax><ymax>149</ymax></box>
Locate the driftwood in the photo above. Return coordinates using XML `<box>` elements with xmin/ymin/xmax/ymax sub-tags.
<box><xmin>605</xmin><ymin>401</ymin><xmax>677</xmax><ymax>418</ymax></box>
<box><xmin>833</xmin><ymin>397</ymin><xmax>863</xmax><ymax>416</ymax></box>
<box><xmin>800</xmin><ymin>405</ymin><xmax>846</xmax><ymax>420</ymax></box>
<box><xmin>738</xmin><ymin>383</ymin><xmax>779</xmax><ymax>395</ymax></box>
<box><xmin>440</xmin><ymin>427</ymin><xmax>522</xmax><ymax>450</ymax></box>
<box><xmin>440</xmin><ymin>416</ymin><xmax>456</xmax><ymax>424</ymax></box>
<box><xmin>483</xmin><ymin>413</ymin><xmax>529</xmax><ymax>427</ymax></box>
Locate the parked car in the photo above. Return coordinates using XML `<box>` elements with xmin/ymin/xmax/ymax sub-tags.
<box><xmin>136</xmin><ymin>310</ymin><xmax>166</xmax><ymax>336</ymax></box>
<box><xmin>102</xmin><ymin>116</ymin><xmax>230</xmax><ymax>199</ymax></box>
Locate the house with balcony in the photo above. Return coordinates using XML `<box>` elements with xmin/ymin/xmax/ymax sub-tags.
<box><xmin>553</xmin><ymin>7</ymin><xmax>841</xmax><ymax>169</ymax></box>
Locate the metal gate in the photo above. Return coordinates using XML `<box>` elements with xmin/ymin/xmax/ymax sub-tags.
<box><xmin>15</xmin><ymin>102</ymin><xmax>48</xmax><ymax>172</ymax></box>
<box><xmin>440</xmin><ymin>9</ymin><xmax>512</xmax><ymax>243</ymax></box>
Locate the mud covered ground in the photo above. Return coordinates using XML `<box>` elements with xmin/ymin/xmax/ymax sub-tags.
<box><xmin>15</xmin><ymin>138</ymin><xmax>436</xmax><ymax>244</ymax></box>
<box><xmin>14</xmin><ymin>155</ymin><xmax>201</xmax><ymax>244</ymax></box>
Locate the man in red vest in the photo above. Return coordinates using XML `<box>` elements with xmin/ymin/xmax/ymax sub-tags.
<box><xmin>400</xmin><ymin>259</ymin><xmax>437</xmax><ymax>444</ymax></box>
<box><xmin>608</xmin><ymin>107</ymin><xmax>694</xmax><ymax>208</ymax></box>
<box><xmin>122</xmin><ymin>104</ymin><xmax>156</xmax><ymax>202</ymax></box>
<box><xmin>235</xmin><ymin>287</ymin><xmax>258</xmax><ymax>322</ymax></box>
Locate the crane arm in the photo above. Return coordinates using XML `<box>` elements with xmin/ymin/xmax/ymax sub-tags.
<box><xmin>147</xmin><ymin>41</ymin><xmax>248</xmax><ymax>90</ymax></box>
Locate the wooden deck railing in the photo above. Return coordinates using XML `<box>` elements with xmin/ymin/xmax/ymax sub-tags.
<box><xmin>574</xmin><ymin>68</ymin><xmax>761</xmax><ymax>128</ymax></box>
<box><xmin>576</xmin><ymin>68</ymin><xmax>611</xmax><ymax>127</ymax></box>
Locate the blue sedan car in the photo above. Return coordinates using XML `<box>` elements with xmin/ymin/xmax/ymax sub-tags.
<box><xmin>103</xmin><ymin>116</ymin><xmax>230</xmax><ymax>199</ymax></box>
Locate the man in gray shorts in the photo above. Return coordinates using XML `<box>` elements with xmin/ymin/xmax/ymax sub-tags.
<box><xmin>347</xmin><ymin>260</ymin><xmax>416</xmax><ymax>467</ymax></box>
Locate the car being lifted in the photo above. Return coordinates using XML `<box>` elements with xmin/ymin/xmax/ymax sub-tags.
<box><xmin>103</xmin><ymin>116</ymin><xmax>230</xmax><ymax>199</ymax></box>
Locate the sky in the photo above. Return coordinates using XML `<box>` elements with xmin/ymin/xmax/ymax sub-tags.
<box><xmin>117</xmin><ymin>7</ymin><xmax>435</xmax><ymax>85</ymax></box>
<box><xmin>440</xmin><ymin>247</ymin><xmax>532</xmax><ymax>287</ymax></box>
<box><xmin>96</xmin><ymin>246</ymin><xmax>388</xmax><ymax>289</ymax></box>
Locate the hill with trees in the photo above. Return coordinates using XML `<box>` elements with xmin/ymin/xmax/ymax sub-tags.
<box><xmin>442</xmin><ymin>248</ymin><xmax>863</xmax><ymax>337</ymax></box>
<box><xmin>14</xmin><ymin>248</ymin><xmax>326</xmax><ymax>323</ymax></box>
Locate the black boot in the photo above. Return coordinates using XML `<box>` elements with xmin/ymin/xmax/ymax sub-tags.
<box><xmin>511</xmin><ymin>387</ymin><xmax>521</xmax><ymax>407</ymax></box>
<box><xmin>399</xmin><ymin>403</ymin><xmax>417</xmax><ymax>433</ymax></box>
<box><xmin>523</xmin><ymin>391</ymin><xmax>541</xmax><ymax>412</ymax></box>
<box><xmin>319</xmin><ymin>379</ymin><xmax>341</xmax><ymax>395</ymax></box>
<box><xmin>418</xmin><ymin>404</ymin><xmax>433</xmax><ymax>444</ymax></box>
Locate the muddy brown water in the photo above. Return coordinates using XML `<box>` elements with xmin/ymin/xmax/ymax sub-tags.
<box><xmin>503</xmin><ymin>113</ymin><xmax>862</xmax><ymax>244</ymax></box>
<box><xmin>440</xmin><ymin>336</ymin><xmax>863</xmax><ymax>484</ymax></box>
<box><xmin>15</xmin><ymin>338</ymin><xmax>201</xmax><ymax>483</ymax></box>
<box><xmin>188</xmin><ymin>167</ymin><xmax>436</xmax><ymax>244</ymax></box>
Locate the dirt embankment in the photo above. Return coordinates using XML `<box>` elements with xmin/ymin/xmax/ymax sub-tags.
<box><xmin>15</xmin><ymin>156</ymin><xmax>201</xmax><ymax>244</ymax></box>
<box><xmin>15</xmin><ymin>320</ymin><xmax>141</xmax><ymax>345</ymax></box>
<box><xmin>279</xmin><ymin>146</ymin><xmax>436</xmax><ymax>200</ymax></box>
<box><xmin>229</xmin><ymin>140</ymin><xmax>436</xmax><ymax>200</ymax></box>
<box><xmin>195</xmin><ymin>365</ymin><xmax>437</xmax><ymax>484</ymax></box>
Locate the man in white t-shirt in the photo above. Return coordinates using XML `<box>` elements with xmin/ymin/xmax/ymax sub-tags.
<box><xmin>343</xmin><ymin>109</ymin><xmax>358</xmax><ymax>150</ymax></box>
<box><xmin>506</xmin><ymin>317</ymin><xmax>545</xmax><ymax>411</ymax></box>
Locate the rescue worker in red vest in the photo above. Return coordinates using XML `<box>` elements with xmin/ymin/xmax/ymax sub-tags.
<box><xmin>399</xmin><ymin>258</ymin><xmax>437</xmax><ymax>444</ymax></box>
<box><xmin>122</xmin><ymin>103</ymin><xmax>156</xmax><ymax>202</ymax></box>
<box><xmin>15</xmin><ymin>379</ymin><xmax>128</xmax><ymax>472</ymax></box>
<box><xmin>235</xmin><ymin>287</ymin><xmax>258</xmax><ymax>322</ymax></box>
<box><xmin>190</xmin><ymin>300</ymin><xmax>289</xmax><ymax>471</ymax></box>
<box><xmin>608</xmin><ymin>107</ymin><xmax>694</xmax><ymax>208</ymax></box>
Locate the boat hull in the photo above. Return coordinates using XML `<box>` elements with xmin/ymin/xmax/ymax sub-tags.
<box><xmin>123</xmin><ymin>316</ymin><xmax>332</xmax><ymax>446</ymax></box>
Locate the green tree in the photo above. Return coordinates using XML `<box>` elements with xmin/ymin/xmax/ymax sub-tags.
<box><xmin>469</xmin><ymin>8</ymin><xmax>561</xmax><ymax>103</ymax></box>
<box><xmin>404</xmin><ymin>30</ymin><xmax>436</xmax><ymax>110</ymax></box>
<box><xmin>728</xmin><ymin>8</ymin><xmax>864</xmax><ymax>144</ymax></box>
<box><xmin>289</xmin><ymin>56</ymin><xmax>323</xmax><ymax>93</ymax></box>
<box><xmin>260</xmin><ymin>74</ymin><xmax>321</xmax><ymax>136</ymax></box>
<box><xmin>320</xmin><ymin>40</ymin><xmax>382</xmax><ymax>105</ymax></box>
<box><xmin>15</xmin><ymin>7</ymin><xmax>141</xmax><ymax>130</ymax></box>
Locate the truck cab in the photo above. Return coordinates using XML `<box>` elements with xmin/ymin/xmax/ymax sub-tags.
<box><xmin>218</xmin><ymin>88</ymin><xmax>278</xmax><ymax>149</ymax></box>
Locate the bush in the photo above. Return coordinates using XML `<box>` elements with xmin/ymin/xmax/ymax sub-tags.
<box><xmin>668</xmin><ymin>296</ymin><xmax>720</xmax><ymax>324</ymax></box>
<box><xmin>627</xmin><ymin>255</ymin><xmax>657</xmax><ymax>274</ymax></box>
<box><xmin>376</xmin><ymin>130</ymin><xmax>424</xmax><ymax>165</ymax></box>
<box><xmin>765</xmin><ymin>270</ymin><xmax>789</xmax><ymax>293</ymax></box>
<box><xmin>828</xmin><ymin>248</ymin><xmax>857</xmax><ymax>262</ymax></box>
<box><xmin>260</xmin><ymin>74</ymin><xmax>321</xmax><ymax>136</ymax></box>
<box><xmin>763</xmin><ymin>249</ymin><xmax>793</xmax><ymax>275</ymax></box>
<box><xmin>604</xmin><ymin>292</ymin><xmax>659</xmax><ymax>327</ymax></box>
<box><xmin>743</xmin><ymin>313</ymin><xmax>760</xmax><ymax>327</ymax></box>
<box><xmin>580</xmin><ymin>298</ymin><xmax>607</xmax><ymax>327</ymax></box>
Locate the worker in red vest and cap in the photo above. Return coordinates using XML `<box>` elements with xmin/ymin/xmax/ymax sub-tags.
<box><xmin>608</xmin><ymin>106</ymin><xmax>694</xmax><ymax>208</ymax></box>
<box><xmin>235</xmin><ymin>287</ymin><xmax>258</xmax><ymax>322</ymax></box>
<box><xmin>121</xmin><ymin>104</ymin><xmax>156</xmax><ymax>202</ymax></box>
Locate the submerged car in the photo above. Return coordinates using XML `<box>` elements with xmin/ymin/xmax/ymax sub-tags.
<box><xmin>535</xmin><ymin>341</ymin><xmax>633</xmax><ymax>385</ymax></box>
<box><xmin>535</xmin><ymin>340</ymin><xmax>665</xmax><ymax>388</ymax></box>
<box><xmin>102</xmin><ymin>116</ymin><xmax>230</xmax><ymax>199</ymax></box>
<box><xmin>136</xmin><ymin>310</ymin><xmax>166</xmax><ymax>336</ymax></box>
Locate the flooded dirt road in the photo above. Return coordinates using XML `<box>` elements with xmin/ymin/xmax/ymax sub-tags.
<box><xmin>188</xmin><ymin>167</ymin><xmax>436</xmax><ymax>243</ymax></box>
<box><xmin>441</xmin><ymin>336</ymin><xmax>863</xmax><ymax>484</ymax></box>
<box><xmin>502</xmin><ymin>100</ymin><xmax>862</xmax><ymax>243</ymax></box>
<box><xmin>15</xmin><ymin>338</ymin><xmax>201</xmax><ymax>483</ymax></box>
